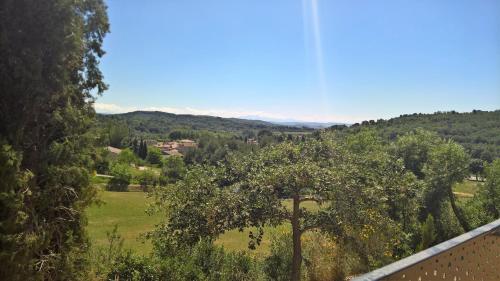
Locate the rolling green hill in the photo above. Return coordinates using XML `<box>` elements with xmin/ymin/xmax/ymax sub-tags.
<box><xmin>330</xmin><ymin>110</ymin><xmax>500</xmax><ymax>162</ymax></box>
<box><xmin>97</xmin><ymin>111</ymin><xmax>313</xmax><ymax>136</ymax></box>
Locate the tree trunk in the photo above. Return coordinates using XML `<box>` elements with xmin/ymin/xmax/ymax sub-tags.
<box><xmin>291</xmin><ymin>195</ymin><xmax>302</xmax><ymax>281</ymax></box>
<box><xmin>448</xmin><ymin>187</ymin><xmax>471</xmax><ymax>231</ymax></box>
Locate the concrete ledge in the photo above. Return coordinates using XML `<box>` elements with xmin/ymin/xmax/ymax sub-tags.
<box><xmin>352</xmin><ymin>218</ymin><xmax>500</xmax><ymax>281</ymax></box>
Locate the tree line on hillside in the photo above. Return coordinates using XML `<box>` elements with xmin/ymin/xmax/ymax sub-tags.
<box><xmin>329</xmin><ymin>110</ymin><xmax>500</xmax><ymax>163</ymax></box>
<box><xmin>96</xmin><ymin>110</ymin><xmax>313</xmax><ymax>138</ymax></box>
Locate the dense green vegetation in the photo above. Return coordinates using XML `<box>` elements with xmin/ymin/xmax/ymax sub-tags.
<box><xmin>331</xmin><ymin>110</ymin><xmax>500</xmax><ymax>163</ymax></box>
<box><xmin>87</xmin><ymin>130</ymin><xmax>499</xmax><ymax>281</ymax></box>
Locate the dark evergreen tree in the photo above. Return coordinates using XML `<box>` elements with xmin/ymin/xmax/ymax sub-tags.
<box><xmin>0</xmin><ymin>1</ymin><xmax>109</xmax><ymax>279</ymax></box>
<box><xmin>138</xmin><ymin>139</ymin><xmax>148</xmax><ymax>159</ymax></box>
<box><xmin>469</xmin><ymin>159</ymin><xmax>485</xmax><ymax>181</ymax></box>
<box><xmin>143</xmin><ymin>141</ymin><xmax>148</xmax><ymax>159</ymax></box>
<box><xmin>132</xmin><ymin>138</ymin><xmax>139</xmax><ymax>155</ymax></box>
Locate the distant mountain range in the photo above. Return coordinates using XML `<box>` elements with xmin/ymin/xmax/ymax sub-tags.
<box><xmin>271</xmin><ymin>121</ymin><xmax>345</xmax><ymax>129</ymax></box>
<box><xmin>238</xmin><ymin>115</ymin><xmax>347</xmax><ymax>129</ymax></box>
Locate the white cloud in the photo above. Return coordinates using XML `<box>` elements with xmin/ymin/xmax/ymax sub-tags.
<box><xmin>94</xmin><ymin>102</ymin><xmax>369</xmax><ymax>124</ymax></box>
<box><xmin>94</xmin><ymin>103</ymin><xmax>137</xmax><ymax>113</ymax></box>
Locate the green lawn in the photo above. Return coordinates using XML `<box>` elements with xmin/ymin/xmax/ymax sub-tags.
<box><xmin>453</xmin><ymin>180</ymin><xmax>480</xmax><ymax>195</ymax></box>
<box><xmin>86</xmin><ymin>190</ymin><xmax>321</xmax><ymax>256</ymax></box>
<box><xmin>87</xmin><ymin>190</ymin><xmax>160</xmax><ymax>254</ymax></box>
<box><xmin>87</xmin><ymin>181</ymin><xmax>480</xmax><ymax>257</ymax></box>
<box><xmin>452</xmin><ymin>180</ymin><xmax>481</xmax><ymax>204</ymax></box>
<box><xmin>90</xmin><ymin>175</ymin><xmax>110</xmax><ymax>185</ymax></box>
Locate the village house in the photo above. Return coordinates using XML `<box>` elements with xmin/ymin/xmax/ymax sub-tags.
<box><xmin>154</xmin><ymin>139</ymin><xmax>197</xmax><ymax>157</ymax></box>
<box><xmin>246</xmin><ymin>138</ymin><xmax>258</xmax><ymax>145</ymax></box>
<box><xmin>106</xmin><ymin>146</ymin><xmax>122</xmax><ymax>155</ymax></box>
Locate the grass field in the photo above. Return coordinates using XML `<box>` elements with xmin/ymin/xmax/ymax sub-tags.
<box><xmin>86</xmin><ymin>190</ymin><xmax>321</xmax><ymax>256</ymax></box>
<box><xmin>88</xmin><ymin>181</ymin><xmax>480</xmax><ymax>257</ymax></box>
<box><xmin>87</xmin><ymin>190</ymin><xmax>160</xmax><ymax>254</ymax></box>
<box><xmin>453</xmin><ymin>180</ymin><xmax>480</xmax><ymax>195</ymax></box>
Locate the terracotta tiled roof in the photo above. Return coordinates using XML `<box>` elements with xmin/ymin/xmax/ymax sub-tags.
<box><xmin>106</xmin><ymin>146</ymin><xmax>122</xmax><ymax>154</ymax></box>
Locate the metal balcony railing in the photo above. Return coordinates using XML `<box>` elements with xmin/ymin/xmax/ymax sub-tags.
<box><xmin>353</xmin><ymin>219</ymin><xmax>500</xmax><ymax>281</ymax></box>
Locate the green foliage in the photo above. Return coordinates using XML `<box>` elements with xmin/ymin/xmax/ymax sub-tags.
<box><xmin>416</xmin><ymin>215</ymin><xmax>437</xmax><ymax>251</ymax></box>
<box><xmin>138</xmin><ymin>139</ymin><xmax>148</xmax><ymax>160</ymax></box>
<box><xmin>97</xmin><ymin>111</ymin><xmax>311</xmax><ymax>138</ymax></box>
<box><xmin>86</xmin><ymin>122</ymin><xmax>498</xmax><ymax>281</ymax></box>
<box><xmin>169</xmin><ymin>130</ymin><xmax>197</xmax><ymax>140</ymax></box>
<box><xmin>89</xmin><ymin>225</ymin><xmax>125</xmax><ymax>278</ymax></box>
<box><xmin>151</xmin><ymin>133</ymin><xmax>422</xmax><ymax>280</ymax></box>
<box><xmin>182</xmin><ymin>133</ymin><xmax>258</xmax><ymax>166</ymax></box>
<box><xmin>0</xmin><ymin>141</ymin><xmax>32</xmax><ymax>279</ymax></box>
<box><xmin>107</xmin><ymin>164</ymin><xmax>132</xmax><ymax>192</ymax></box>
<box><xmin>91</xmin><ymin>128</ymin><xmax>497</xmax><ymax>280</ymax></box>
<box><xmin>146</xmin><ymin>147</ymin><xmax>163</xmax><ymax>165</ymax></box>
<box><xmin>118</xmin><ymin>148</ymin><xmax>140</xmax><ymax>165</ymax></box>
<box><xmin>136</xmin><ymin>169</ymin><xmax>159</xmax><ymax>191</ymax></box>
<box><xmin>423</xmin><ymin>141</ymin><xmax>471</xmax><ymax>233</ymax></box>
<box><xmin>302</xmin><ymin>231</ymin><xmax>347</xmax><ymax>281</ymax></box>
<box><xmin>322</xmin><ymin>131</ymin><xmax>419</xmax><ymax>268</ymax></box>
<box><xmin>98</xmin><ymin>239</ymin><xmax>258</xmax><ymax>281</ymax></box>
<box><xmin>149</xmin><ymin>165</ymin><xmax>227</xmax><ymax>252</ymax></box>
<box><xmin>107</xmin><ymin>253</ymin><xmax>158</xmax><ymax>281</ymax></box>
<box><xmin>160</xmin><ymin>156</ymin><xmax>187</xmax><ymax>184</ymax></box>
<box><xmin>95</xmin><ymin>148</ymin><xmax>112</xmax><ymax>174</ymax></box>
<box><xmin>393</xmin><ymin>129</ymin><xmax>442</xmax><ymax>179</ymax></box>
<box><xmin>263</xmin><ymin>232</ymin><xmax>293</xmax><ymax>281</ymax></box>
<box><xmin>479</xmin><ymin>159</ymin><xmax>500</xmax><ymax>219</ymax></box>
<box><xmin>469</xmin><ymin>159</ymin><xmax>485</xmax><ymax>180</ymax></box>
<box><xmin>0</xmin><ymin>0</ymin><xmax>109</xmax><ymax>279</ymax></box>
<box><xmin>108</xmin><ymin>121</ymin><xmax>130</xmax><ymax>148</ymax></box>
<box><xmin>333</xmin><ymin>110</ymin><xmax>500</xmax><ymax>163</ymax></box>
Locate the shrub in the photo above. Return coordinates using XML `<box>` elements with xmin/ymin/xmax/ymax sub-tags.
<box><xmin>417</xmin><ymin>214</ymin><xmax>437</xmax><ymax>251</ymax></box>
<box><xmin>136</xmin><ymin>169</ymin><xmax>158</xmax><ymax>191</ymax></box>
<box><xmin>146</xmin><ymin>147</ymin><xmax>163</xmax><ymax>165</ymax></box>
<box><xmin>302</xmin><ymin>231</ymin><xmax>345</xmax><ymax>281</ymax></box>
<box><xmin>160</xmin><ymin>156</ymin><xmax>186</xmax><ymax>184</ymax></box>
<box><xmin>118</xmin><ymin>148</ymin><xmax>140</xmax><ymax>165</ymax></box>
<box><xmin>107</xmin><ymin>163</ymin><xmax>132</xmax><ymax>191</ymax></box>
<box><xmin>107</xmin><ymin>253</ymin><xmax>157</xmax><ymax>281</ymax></box>
<box><xmin>99</xmin><ymin>239</ymin><xmax>259</xmax><ymax>281</ymax></box>
<box><xmin>263</xmin><ymin>231</ymin><xmax>293</xmax><ymax>281</ymax></box>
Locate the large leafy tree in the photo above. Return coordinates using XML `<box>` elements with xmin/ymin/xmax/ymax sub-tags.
<box><xmin>393</xmin><ymin>129</ymin><xmax>442</xmax><ymax>179</ymax></box>
<box><xmin>231</xmin><ymin>140</ymin><xmax>334</xmax><ymax>281</ymax></box>
<box><xmin>469</xmin><ymin>158</ymin><xmax>485</xmax><ymax>181</ymax></box>
<box><xmin>324</xmin><ymin>130</ymin><xmax>421</xmax><ymax>270</ymax></box>
<box><xmin>479</xmin><ymin>159</ymin><xmax>500</xmax><ymax>219</ymax></box>
<box><xmin>151</xmin><ymin>141</ymin><xmax>334</xmax><ymax>281</ymax></box>
<box><xmin>423</xmin><ymin>141</ymin><xmax>471</xmax><ymax>233</ymax></box>
<box><xmin>0</xmin><ymin>1</ymin><xmax>109</xmax><ymax>279</ymax></box>
<box><xmin>151</xmin><ymin>134</ymin><xmax>420</xmax><ymax>281</ymax></box>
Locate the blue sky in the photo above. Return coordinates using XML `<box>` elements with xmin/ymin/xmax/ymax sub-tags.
<box><xmin>96</xmin><ymin>0</ymin><xmax>500</xmax><ymax>123</ymax></box>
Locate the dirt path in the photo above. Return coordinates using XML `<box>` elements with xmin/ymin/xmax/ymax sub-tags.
<box><xmin>453</xmin><ymin>191</ymin><xmax>473</xmax><ymax>198</ymax></box>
